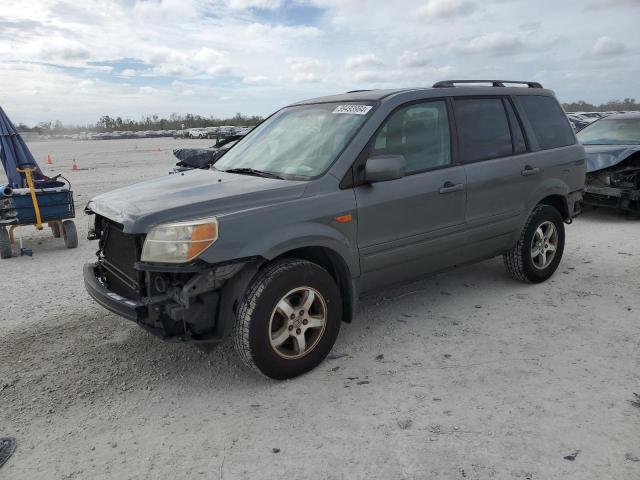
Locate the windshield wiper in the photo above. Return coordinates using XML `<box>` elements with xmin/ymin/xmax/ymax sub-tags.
<box><xmin>222</xmin><ymin>167</ymin><xmax>284</xmax><ymax>180</ymax></box>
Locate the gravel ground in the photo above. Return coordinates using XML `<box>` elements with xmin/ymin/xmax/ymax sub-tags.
<box><xmin>1</xmin><ymin>138</ymin><xmax>639</xmax><ymax>479</ymax></box>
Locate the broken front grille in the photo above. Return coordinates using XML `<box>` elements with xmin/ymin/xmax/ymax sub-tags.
<box><xmin>99</xmin><ymin>219</ymin><xmax>145</xmax><ymax>300</ymax></box>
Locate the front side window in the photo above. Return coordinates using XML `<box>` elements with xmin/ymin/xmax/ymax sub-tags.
<box><xmin>517</xmin><ymin>95</ymin><xmax>575</xmax><ymax>150</ymax></box>
<box><xmin>454</xmin><ymin>97</ymin><xmax>513</xmax><ymax>163</ymax></box>
<box><xmin>215</xmin><ymin>102</ymin><xmax>373</xmax><ymax>179</ymax></box>
<box><xmin>577</xmin><ymin>117</ymin><xmax>640</xmax><ymax>145</ymax></box>
<box><xmin>370</xmin><ymin>100</ymin><xmax>451</xmax><ymax>173</ymax></box>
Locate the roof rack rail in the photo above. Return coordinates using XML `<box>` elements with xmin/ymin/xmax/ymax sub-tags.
<box><xmin>433</xmin><ymin>80</ymin><xmax>543</xmax><ymax>88</ymax></box>
<box><xmin>345</xmin><ymin>89</ymin><xmax>373</xmax><ymax>93</ymax></box>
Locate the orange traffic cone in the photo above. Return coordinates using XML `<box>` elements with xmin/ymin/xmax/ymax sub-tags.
<box><xmin>47</xmin><ymin>154</ymin><xmax>53</xmax><ymax>165</ymax></box>
<box><xmin>72</xmin><ymin>159</ymin><xmax>79</xmax><ymax>171</ymax></box>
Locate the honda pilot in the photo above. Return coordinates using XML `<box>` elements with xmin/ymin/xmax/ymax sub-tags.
<box><xmin>84</xmin><ymin>80</ymin><xmax>585</xmax><ymax>379</ymax></box>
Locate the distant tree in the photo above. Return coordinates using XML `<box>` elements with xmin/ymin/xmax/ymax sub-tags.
<box><xmin>21</xmin><ymin>112</ymin><xmax>264</xmax><ymax>133</ymax></box>
<box><xmin>563</xmin><ymin>98</ymin><xmax>640</xmax><ymax>112</ymax></box>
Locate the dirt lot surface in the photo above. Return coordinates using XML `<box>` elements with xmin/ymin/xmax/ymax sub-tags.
<box><xmin>1</xmin><ymin>138</ymin><xmax>639</xmax><ymax>479</ymax></box>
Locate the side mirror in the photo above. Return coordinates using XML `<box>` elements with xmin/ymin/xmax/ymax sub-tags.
<box><xmin>364</xmin><ymin>155</ymin><xmax>406</xmax><ymax>183</ymax></box>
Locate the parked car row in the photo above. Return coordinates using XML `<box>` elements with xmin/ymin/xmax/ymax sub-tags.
<box><xmin>72</xmin><ymin>130</ymin><xmax>178</xmax><ymax>140</ymax></box>
<box><xmin>67</xmin><ymin>125</ymin><xmax>255</xmax><ymax>141</ymax></box>
<box><xmin>175</xmin><ymin>125</ymin><xmax>254</xmax><ymax>139</ymax></box>
<box><xmin>566</xmin><ymin>111</ymin><xmax>639</xmax><ymax>132</ymax></box>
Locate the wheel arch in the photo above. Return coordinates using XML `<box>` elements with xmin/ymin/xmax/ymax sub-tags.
<box><xmin>274</xmin><ymin>245</ymin><xmax>357</xmax><ymax>324</ymax></box>
<box><xmin>537</xmin><ymin>194</ymin><xmax>570</xmax><ymax>221</ymax></box>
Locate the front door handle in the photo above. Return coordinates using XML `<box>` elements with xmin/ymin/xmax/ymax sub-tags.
<box><xmin>439</xmin><ymin>182</ymin><xmax>464</xmax><ymax>194</ymax></box>
<box><xmin>521</xmin><ymin>165</ymin><xmax>540</xmax><ymax>176</ymax></box>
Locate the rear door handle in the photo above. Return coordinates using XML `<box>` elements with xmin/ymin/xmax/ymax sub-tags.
<box><xmin>439</xmin><ymin>182</ymin><xmax>464</xmax><ymax>194</ymax></box>
<box><xmin>521</xmin><ymin>165</ymin><xmax>540</xmax><ymax>176</ymax></box>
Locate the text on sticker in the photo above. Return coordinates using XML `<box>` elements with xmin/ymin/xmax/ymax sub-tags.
<box><xmin>332</xmin><ymin>105</ymin><xmax>373</xmax><ymax>115</ymax></box>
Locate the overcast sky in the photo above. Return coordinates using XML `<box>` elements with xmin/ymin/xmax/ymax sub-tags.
<box><xmin>1</xmin><ymin>0</ymin><xmax>639</xmax><ymax>125</ymax></box>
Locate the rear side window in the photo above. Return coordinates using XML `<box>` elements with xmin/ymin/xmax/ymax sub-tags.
<box><xmin>454</xmin><ymin>98</ymin><xmax>513</xmax><ymax>162</ymax></box>
<box><xmin>517</xmin><ymin>95</ymin><xmax>575</xmax><ymax>150</ymax></box>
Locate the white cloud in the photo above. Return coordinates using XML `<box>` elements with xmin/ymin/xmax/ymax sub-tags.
<box><xmin>398</xmin><ymin>51</ymin><xmax>430</xmax><ymax>68</ymax></box>
<box><xmin>292</xmin><ymin>72</ymin><xmax>322</xmax><ymax>84</ymax></box>
<box><xmin>243</xmin><ymin>75</ymin><xmax>269</xmax><ymax>85</ymax></box>
<box><xmin>417</xmin><ymin>0</ymin><xmax>477</xmax><ymax>19</ymax></box>
<box><xmin>0</xmin><ymin>0</ymin><xmax>638</xmax><ymax>125</ymax></box>
<box><xmin>344</xmin><ymin>53</ymin><xmax>383</xmax><ymax>69</ymax></box>
<box><xmin>591</xmin><ymin>36</ymin><xmax>627</xmax><ymax>56</ymax></box>
<box><xmin>286</xmin><ymin>57</ymin><xmax>322</xmax><ymax>72</ymax></box>
<box><xmin>454</xmin><ymin>32</ymin><xmax>524</xmax><ymax>56</ymax></box>
<box><xmin>589</xmin><ymin>0</ymin><xmax>640</xmax><ymax>8</ymax></box>
<box><xmin>226</xmin><ymin>0</ymin><xmax>283</xmax><ymax>9</ymax></box>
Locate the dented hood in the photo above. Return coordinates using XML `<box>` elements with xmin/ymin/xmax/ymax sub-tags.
<box><xmin>87</xmin><ymin>168</ymin><xmax>306</xmax><ymax>233</ymax></box>
<box><xmin>584</xmin><ymin>144</ymin><xmax>640</xmax><ymax>173</ymax></box>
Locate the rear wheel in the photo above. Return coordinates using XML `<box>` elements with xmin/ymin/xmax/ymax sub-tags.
<box><xmin>503</xmin><ymin>205</ymin><xmax>565</xmax><ymax>283</ymax></box>
<box><xmin>233</xmin><ymin>259</ymin><xmax>342</xmax><ymax>379</ymax></box>
<box><xmin>0</xmin><ymin>228</ymin><xmax>11</xmax><ymax>259</ymax></box>
<box><xmin>62</xmin><ymin>220</ymin><xmax>78</xmax><ymax>249</ymax></box>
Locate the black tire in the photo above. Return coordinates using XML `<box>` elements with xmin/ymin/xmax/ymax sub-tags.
<box><xmin>233</xmin><ymin>259</ymin><xmax>342</xmax><ymax>379</ymax></box>
<box><xmin>62</xmin><ymin>220</ymin><xmax>78</xmax><ymax>249</ymax></box>
<box><xmin>503</xmin><ymin>205</ymin><xmax>565</xmax><ymax>283</ymax></box>
<box><xmin>0</xmin><ymin>228</ymin><xmax>12</xmax><ymax>259</ymax></box>
<box><xmin>50</xmin><ymin>222</ymin><xmax>61</xmax><ymax>238</ymax></box>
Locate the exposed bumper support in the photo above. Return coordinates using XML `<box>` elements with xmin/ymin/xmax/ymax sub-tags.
<box><xmin>584</xmin><ymin>185</ymin><xmax>640</xmax><ymax>213</ymax></box>
<box><xmin>585</xmin><ymin>184</ymin><xmax>640</xmax><ymax>200</ymax></box>
<box><xmin>84</xmin><ymin>259</ymin><xmax>262</xmax><ymax>343</ymax></box>
<box><xmin>83</xmin><ymin>263</ymin><xmax>146</xmax><ymax>321</ymax></box>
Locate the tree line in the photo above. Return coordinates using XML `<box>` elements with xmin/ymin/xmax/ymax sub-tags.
<box><xmin>16</xmin><ymin>98</ymin><xmax>640</xmax><ymax>134</ymax></box>
<box><xmin>17</xmin><ymin>112</ymin><xmax>264</xmax><ymax>134</ymax></box>
<box><xmin>562</xmin><ymin>98</ymin><xmax>640</xmax><ymax>112</ymax></box>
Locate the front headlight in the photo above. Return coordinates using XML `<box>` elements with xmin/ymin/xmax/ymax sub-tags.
<box><xmin>141</xmin><ymin>217</ymin><xmax>218</xmax><ymax>263</ymax></box>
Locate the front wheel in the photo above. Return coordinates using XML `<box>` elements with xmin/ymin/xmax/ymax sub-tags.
<box><xmin>233</xmin><ymin>259</ymin><xmax>342</xmax><ymax>379</ymax></box>
<box><xmin>503</xmin><ymin>205</ymin><xmax>565</xmax><ymax>283</ymax></box>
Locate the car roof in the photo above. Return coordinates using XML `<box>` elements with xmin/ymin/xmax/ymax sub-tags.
<box><xmin>291</xmin><ymin>85</ymin><xmax>557</xmax><ymax>106</ymax></box>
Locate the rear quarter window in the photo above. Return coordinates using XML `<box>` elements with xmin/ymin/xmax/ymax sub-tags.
<box><xmin>517</xmin><ymin>95</ymin><xmax>575</xmax><ymax>150</ymax></box>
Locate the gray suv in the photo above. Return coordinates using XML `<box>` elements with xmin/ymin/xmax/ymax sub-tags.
<box><xmin>84</xmin><ymin>80</ymin><xmax>585</xmax><ymax>379</ymax></box>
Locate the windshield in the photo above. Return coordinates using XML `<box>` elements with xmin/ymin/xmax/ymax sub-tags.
<box><xmin>215</xmin><ymin>102</ymin><xmax>374</xmax><ymax>179</ymax></box>
<box><xmin>577</xmin><ymin>117</ymin><xmax>640</xmax><ymax>145</ymax></box>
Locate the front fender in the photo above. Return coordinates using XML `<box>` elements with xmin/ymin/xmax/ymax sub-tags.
<box><xmin>239</xmin><ymin>222</ymin><xmax>359</xmax><ymax>277</ymax></box>
<box><xmin>197</xmin><ymin>188</ymin><xmax>360</xmax><ymax>277</ymax></box>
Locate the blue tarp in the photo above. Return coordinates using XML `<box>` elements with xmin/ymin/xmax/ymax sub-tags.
<box><xmin>0</xmin><ymin>106</ymin><xmax>46</xmax><ymax>188</ymax></box>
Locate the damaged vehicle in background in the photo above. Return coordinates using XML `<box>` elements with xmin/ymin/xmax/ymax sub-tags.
<box><xmin>578</xmin><ymin>112</ymin><xmax>640</xmax><ymax>214</ymax></box>
<box><xmin>172</xmin><ymin>135</ymin><xmax>243</xmax><ymax>173</ymax></box>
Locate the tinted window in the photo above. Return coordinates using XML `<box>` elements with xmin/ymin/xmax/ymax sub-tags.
<box><xmin>517</xmin><ymin>95</ymin><xmax>575</xmax><ymax>150</ymax></box>
<box><xmin>505</xmin><ymin>100</ymin><xmax>527</xmax><ymax>153</ymax></box>
<box><xmin>371</xmin><ymin>101</ymin><xmax>450</xmax><ymax>173</ymax></box>
<box><xmin>454</xmin><ymin>98</ymin><xmax>513</xmax><ymax>162</ymax></box>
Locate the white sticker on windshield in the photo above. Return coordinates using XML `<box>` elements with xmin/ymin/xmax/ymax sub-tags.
<box><xmin>332</xmin><ymin>104</ymin><xmax>372</xmax><ymax>115</ymax></box>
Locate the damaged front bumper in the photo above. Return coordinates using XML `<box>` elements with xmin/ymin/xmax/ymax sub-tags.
<box><xmin>83</xmin><ymin>258</ymin><xmax>258</xmax><ymax>343</ymax></box>
<box><xmin>584</xmin><ymin>171</ymin><xmax>640</xmax><ymax>214</ymax></box>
